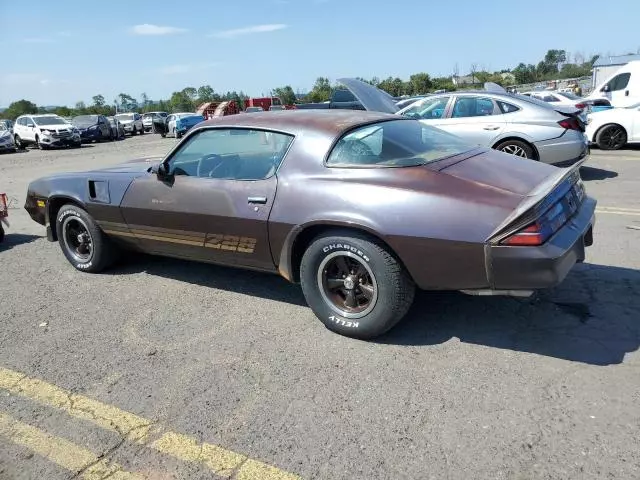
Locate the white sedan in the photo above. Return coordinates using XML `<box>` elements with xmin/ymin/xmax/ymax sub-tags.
<box><xmin>585</xmin><ymin>103</ymin><xmax>640</xmax><ymax>150</ymax></box>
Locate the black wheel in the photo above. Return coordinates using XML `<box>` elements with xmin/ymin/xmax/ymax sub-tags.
<box><xmin>55</xmin><ymin>204</ymin><xmax>118</xmax><ymax>273</ymax></box>
<box><xmin>35</xmin><ymin>134</ymin><xmax>42</xmax><ymax>149</ymax></box>
<box><xmin>596</xmin><ymin>124</ymin><xmax>627</xmax><ymax>150</ymax></box>
<box><xmin>0</xmin><ymin>224</ymin><xmax>4</xmax><ymax>243</ymax></box>
<box><xmin>14</xmin><ymin>135</ymin><xmax>24</xmax><ymax>150</ymax></box>
<box><xmin>494</xmin><ymin>139</ymin><xmax>534</xmax><ymax>159</ymax></box>
<box><xmin>139</xmin><ymin>126</ymin><xmax>144</xmax><ymax>135</ymax></box>
<box><xmin>73</xmin><ymin>141</ymin><xmax>82</xmax><ymax>148</ymax></box>
<box><xmin>300</xmin><ymin>230</ymin><xmax>415</xmax><ymax>339</ymax></box>
<box><xmin>176</xmin><ymin>131</ymin><xmax>182</xmax><ymax>139</ymax></box>
<box><xmin>161</xmin><ymin>133</ymin><xmax>166</xmax><ymax>138</ymax></box>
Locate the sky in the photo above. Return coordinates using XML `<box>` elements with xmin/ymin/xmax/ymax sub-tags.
<box><xmin>1</xmin><ymin>0</ymin><xmax>638</xmax><ymax>107</ymax></box>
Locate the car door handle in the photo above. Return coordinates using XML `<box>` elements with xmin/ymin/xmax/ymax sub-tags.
<box><xmin>483</xmin><ymin>125</ymin><xmax>500</xmax><ymax>130</ymax></box>
<box><xmin>625</xmin><ymin>90</ymin><xmax>630</xmax><ymax>96</ymax></box>
<box><xmin>248</xmin><ymin>196</ymin><xmax>267</xmax><ymax>204</ymax></box>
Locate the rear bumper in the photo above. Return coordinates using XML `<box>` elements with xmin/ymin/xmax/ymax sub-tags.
<box><xmin>489</xmin><ymin>196</ymin><xmax>596</xmax><ymax>290</ymax></box>
<box><xmin>535</xmin><ymin>132</ymin><xmax>589</xmax><ymax>166</ymax></box>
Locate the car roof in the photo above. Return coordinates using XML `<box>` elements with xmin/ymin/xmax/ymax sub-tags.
<box><xmin>199</xmin><ymin>109</ymin><xmax>401</xmax><ymax>137</ymax></box>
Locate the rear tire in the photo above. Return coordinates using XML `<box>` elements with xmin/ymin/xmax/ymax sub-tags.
<box><xmin>14</xmin><ymin>135</ymin><xmax>24</xmax><ymax>150</ymax></box>
<box><xmin>595</xmin><ymin>124</ymin><xmax>627</xmax><ymax>150</ymax></box>
<box><xmin>299</xmin><ymin>231</ymin><xmax>415</xmax><ymax>339</ymax></box>
<box><xmin>56</xmin><ymin>204</ymin><xmax>118</xmax><ymax>273</ymax></box>
<box><xmin>494</xmin><ymin>139</ymin><xmax>534</xmax><ymax>159</ymax></box>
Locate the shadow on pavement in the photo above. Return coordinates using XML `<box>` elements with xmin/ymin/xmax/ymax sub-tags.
<box><xmin>580</xmin><ymin>166</ymin><xmax>618</xmax><ymax>181</ymax></box>
<box><xmin>111</xmin><ymin>255</ymin><xmax>639</xmax><ymax>366</ymax></box>
<box><xmin>379</xmin><ymin>263</ymin><xmax>640</xmax><ymax>366</ymax></box>
<box><xmin>0</xmin><ymin>233</ymin><xmax>42</xmax><ymax>252</ymax></box>
<box><xmin>110</xmin><ymin>253</ymin><xmax>307</xmax><ymax>307</ymax></box>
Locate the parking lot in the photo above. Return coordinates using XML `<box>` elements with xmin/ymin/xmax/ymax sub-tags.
<box><xmin>0</xmin><ymin>135</ymin><xmax>639</xmax><ymax>479</ymax></box>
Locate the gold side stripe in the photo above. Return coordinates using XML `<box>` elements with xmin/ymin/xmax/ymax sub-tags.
<box><xmin>0</xmin><ymin>412</ymin><xmax>145</xmax><ymax>480</ymax></box>
<box><xmin>0</xmin><ymin>366</ymin><xmax>301</xmax><ymax>479</ymax></box>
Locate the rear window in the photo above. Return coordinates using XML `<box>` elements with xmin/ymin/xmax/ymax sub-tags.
<box><xmin>498</xmin><ymin>101</ymin><xmax>520</xmax><ymax>114</ymax></box>
<box><xmin>327</xmin><ymin>119</ymin><xmax>473</xmax><ymax>168</ymax></box>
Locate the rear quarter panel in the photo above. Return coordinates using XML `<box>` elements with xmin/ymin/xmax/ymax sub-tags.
<box><xmin>269</xmin><ymin>145</ymin><xmax>524</xmax><ymax>290</ymax></box>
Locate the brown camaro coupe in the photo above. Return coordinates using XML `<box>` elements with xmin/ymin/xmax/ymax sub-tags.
<box><xmin>25</xmin><ymin>108</ymin><xmax>596</xmax><ymax>338</ymax></box>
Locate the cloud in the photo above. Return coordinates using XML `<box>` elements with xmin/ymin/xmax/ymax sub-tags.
<box><xmin>159</xmin><ymin>62</ymin><xmax>220</xmax><ymax>75</ymax></box>
<box><xmin>1</xmin><ymin>73</ymin><xmax>41</xmax><ymax>84</ymax></box>
<box><xmin>130</xmin><ymin>24</ymin><xmax>187</xmax><ymax>36</ymax></box>
<box><xmin>209</xmin><ymin>24</ymin><xmax>287</xmax><ymax>39</ymax></box>
<box><xmin>24</xmin><ymin>38</ymin><xmax>54</xmax><ymax>44</ymax></box>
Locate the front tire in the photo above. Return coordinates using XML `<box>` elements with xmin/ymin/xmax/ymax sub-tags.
<box><xmin>494</xmin><ymin>139</ymin><xmax>534</xmax><ymax>159</ymax></box>
<box><xmin>596</xmin><ymin>124</ymin><xmax>627</xmax><ymax>150</ymax></box>
<box><xmin>56</xmin><ymin>204</ymin><xmax>118</xmax><ymax>273</ymax></box>
<box><xmin>14</xmin><ymin>135</ymin><xmax>24</xmax><ymax>150</ymax></box>
<box><xmin>300</xmin><ymin>231</ymin><xmax>415</xmax><ymax>339</ymax></box>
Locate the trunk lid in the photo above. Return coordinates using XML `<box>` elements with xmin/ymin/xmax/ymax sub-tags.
<box><xmin>336</xmin><ymin>78</ymin><xmax>399</xmax><ymax>114</ymax></box>
<box><xmin>432</xmin><ymin>148</ymin><xmax>557</xmax><ymax>196</ymax></box>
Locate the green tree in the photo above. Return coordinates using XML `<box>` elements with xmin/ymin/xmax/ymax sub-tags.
<box><xmin>197</xmin><ymin>85</ymin><xmax>219</xmax><ymax>104</ymax></box>
<box><xmin>408</xmin><ymin>73</ymin><xmax>432</xmax><ymax>95</ymax></box>
<box><xmin>169</xmin><ymin>91</ymin><xmax>195</xmax><ymax>112</ymax></box>
<box><xmin>307</xmin><ymin>77</ymin><xmax>332</xmax><ymax>102</ymax></box>
<box><xmin>272</xmin><ymin>85</ymin><xmax>297</xmax><ymax>105</ymax></box>
<box><xmin>53</xmin><ymin>106</ymin><xmax>72</xmax><ymax>117</ymax></box>
<box><xmin>117</xmin><ymin>93</ymin><xmax>137</xmax><ymax>111</ymax></box>
<box><xmin>4</xmin><ymin>99</ymin><xmax>38</xmax><ymax>120</ymax></box>
<box><xmin>378</xmin><ymin>77</ymin><xmax>406</xmax><ymax>97</ymax></box>
<box><xmin>140</xmin><ymin>92</ymin><xmax>149</xmax><ymax>108</ymax></box>
<box><xmin>92</xmin><ymin>95</ymin><xmax>105</xmax><ymax>107</ymax></box>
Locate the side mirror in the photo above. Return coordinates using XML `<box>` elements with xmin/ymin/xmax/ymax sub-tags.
<box><xmin>153</xmin><ymin>162</ymin><xmax>172</xmax><ymax>182</ymax></box>
<box><xmin>602</xmin><ymin>85</ymin><xmax>610</xmax><ymax>93</ymax></box>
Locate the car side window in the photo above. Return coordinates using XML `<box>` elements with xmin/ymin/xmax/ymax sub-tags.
<box><xmin>607</xmin><ymin>73</ymin><xmax>631</xmax><ymax>91</ymax></box>
<box><xmin>451</xmin><ymin>96</ymin><xmax>497</xmax><ymax>118</ymax></box>
<box><xmin>497</xmin><ymin>101</ymin><xmax>520</xmax><ymax>114</ymax></box>
<box><xmin>167</xmin><ymin>128</ymin><xmax>294</xmax><ymax>181</ymax></box>
<box><xmin>401</xmin><ymin>96</ymin><xmax>450</xmax><ymax>120</ymax></box>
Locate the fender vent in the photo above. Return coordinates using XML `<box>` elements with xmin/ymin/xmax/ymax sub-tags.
<box><xmin>88</xmin><ymin>180</ymin><xmax>110</xmax><ymax>203</ymax></box>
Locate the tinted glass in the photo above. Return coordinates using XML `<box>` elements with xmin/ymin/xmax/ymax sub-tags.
<box><xmin>168</xmin><ymin>128</ymin><xmax>294</xmax><ymax>180</ymax></box>
<box><xmin>559</xmin><ymin>91</ymin><xmax>581</xmax><ymax>100</ymax></box>
<box><xmin>451</xmin><ymin>96</ymin><xmax>496</xmax><ymax>118</ymax></box>
<box><xmin>327</xmin><ymin>120</ymin><xmax>473</xmax><ymax>167</ymax></box>
<box><xmin>33</xmin><ymin>116</ymin><xmax>67</xmax><ymax>125</ymax></box>
<box><xmin>498</xmin><ymin>101</ymin><xmax>520</xmax><ymax>114</ymax></box>
<box><xmin>609</xmin><ymin>73</ymin><xmax>631</xmax><ymax>91</ymax></box>
<box><xmin>401</xmin><ymin>96</ymin><xmax>450</xmax><ymax>119</ymax></box>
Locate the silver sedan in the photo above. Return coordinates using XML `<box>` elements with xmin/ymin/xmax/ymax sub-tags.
<box><xmin>339</xmin><ymin>79</ymin><xmax>589</xmax><ymax>166</ymax></box>
<box><xmin>397</xmin><ymin>91</ymin><xmax>589</xmax><ymax>165</ymax></box>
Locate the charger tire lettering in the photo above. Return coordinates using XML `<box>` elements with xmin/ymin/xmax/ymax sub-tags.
<box><xmin>322</xmin><ymin>243</ymin><xmax>370</xmax><ymax>262</ymax></box>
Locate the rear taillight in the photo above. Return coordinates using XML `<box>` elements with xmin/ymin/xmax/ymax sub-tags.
<box><xmin>558</xmin><ymin>117</ymin><xmax>582</xmax><ymax>131</ymax></box>
<box><xmin>501</xmin><ymin>223</ymin><xmax>546</xmax><ymax>246</ymax></box>
<box><xmin>501</xmin><ymin>200</ymin><xmax>572</xmax><ymax>247</ymax></box>
<box><xmin>575</xmin><ymin>103</ymin><xmax>586</xmax><ymax>109</ymax></box>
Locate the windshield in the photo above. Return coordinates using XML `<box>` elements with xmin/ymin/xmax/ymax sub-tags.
<box><xmin>558</xmin><ymin>91</ymin><xmax>581</xmax><ymax>100</ymax></box>
<box><xmin>115</xmin><ymin>114</ymin><xmax>134</xmax><ymax>121</ymax></box>
<box><xmin>327</xmin><ymin>119</ymin><xmax>474</xmax><ymax>167</ymax></box>
<box><xmin>33</xmin><ymin>116</ymin><xmax>68</xmax><ymax>126</ymax></box>
<box><xmin>72</xmin><ymin>115</ymin><xmax>98</xmax><ymax>126</ymax></box>
<box><xmin>0</xmin><ymin>121</ymin><xmax>10</xmax><ymax>131</ymax></box>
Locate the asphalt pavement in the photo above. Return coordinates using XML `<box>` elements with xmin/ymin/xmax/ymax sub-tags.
<box><xmin>0</xmin><ymin>135</ymin><xmax>638</xmax><ymax>479</ymax></box>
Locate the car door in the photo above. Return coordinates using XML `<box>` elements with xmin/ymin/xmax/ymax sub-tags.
<box><xmin>428</xmin><ymin>95</ymin><xmax>506</xmax><ymax>147</ymax></box>
<box><xmin>97</xmin><ymin>116</ymin><xmax>108</xmax><ymax>136</ymax></box>
<box><xmin>601</xmin><ymin>72</ymin><xmax>632</xmax><ymax>105</ymax></box>
<box><xmin>23</xmin><ymin>117</ymin><xmax>37</xmax><ymax>142</ymax></box>
<box><xmin>631</xmin><ymin>106</ymin><xmax>640</xmax><ymax>141</ymax></box>
<box><xmin>119</xmin><ymin>127</ymin><xmax>294</xmax><ymax>271</ymax></box>
<box><xmin>167</xmin><ymin>115</ymin><xmax>175</xmax><ymax>134</ymax></box>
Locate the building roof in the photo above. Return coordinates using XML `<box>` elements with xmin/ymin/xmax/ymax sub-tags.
<box><xmin>593</xmin><ymin>54</ymin><xmax>640</xmax><ymax>67</ymax></box>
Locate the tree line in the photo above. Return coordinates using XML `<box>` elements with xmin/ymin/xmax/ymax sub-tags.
<box><xmin>0</xmin><ymin>48</ymin><xmax>605</xmax><ymax>120</ymax></box>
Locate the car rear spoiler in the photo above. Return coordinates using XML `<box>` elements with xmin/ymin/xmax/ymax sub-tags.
<box><xmin>487</xmin><ymin>158</ymin><xmax>587</xmax><ymax>243</ymax></box>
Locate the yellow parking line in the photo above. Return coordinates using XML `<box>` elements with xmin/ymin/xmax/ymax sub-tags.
<box><xmin>0</xmin><ymin>366</ymin><xmax>301</xmax><ymax>480</ymax></box>
<box><xmin>0</xmin><ymin>412</ymin><xmax>144</xmax><ymax>480</ymax></box>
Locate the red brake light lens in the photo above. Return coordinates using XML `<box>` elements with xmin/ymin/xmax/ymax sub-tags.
<box><xmin>558</xmin><ymin>118</ymin><xmax>582</xmax><ymax>131</ymax></box>
<box><xmin>501</xmin><ymin>222</ymin><xmax>546</xmax><ymax>246</ymax></box>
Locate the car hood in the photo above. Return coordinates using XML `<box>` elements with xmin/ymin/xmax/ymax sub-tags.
<box><xmin>337</xmin><ymin>78</ymin><xmax>400</xmax><ymax>114</ymax></box>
